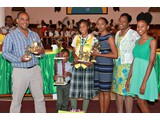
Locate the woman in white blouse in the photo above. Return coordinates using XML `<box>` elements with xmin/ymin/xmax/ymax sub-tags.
<box><xmin>112</xmin><ymin>13</ymin><xmax>140</xmax><ymax>113</ymax></box>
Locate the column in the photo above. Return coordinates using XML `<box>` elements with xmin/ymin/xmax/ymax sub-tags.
<box><xmin>0</xmin><ymin>7</ymin><xmax>5</xmax><ymax>27</ymax></box>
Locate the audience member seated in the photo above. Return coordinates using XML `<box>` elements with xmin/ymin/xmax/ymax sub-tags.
<box><xmin>91</xmin><ymin>22</ymin><xmax>96</xmax><ymax>31</ymax></box>
<box><xmin>49</xmin><ymin>19</ymin><xmax>53</xmax><ymax>26</ymax></box>
<box><xmin>57</xmin><ymin>20</ymin><xmax>63</xmax><ymax>32</ymax></box>
<box><xmin>42</xmin><ymin>24</ymin><xmax>60</xmax><ymax>45</ymax></box>
<box><xmin>70</xmin><ymin>26</ymin><xmax>79</xmax><ymax>38</ymax></box>
<box><xmin>0</xmin><ymin>15</ymin><xmax>16</xmax><ymax>34</ymax></box>
<box><xmin>67</xmin><ymin>20</ymin><xmax>71</xmax><ymax>29</ymax></box>
<box><xmin>50</xmin><ymin>25</ymin><xmax>60</xmax><ymax>38</ymax></box>
<box><xmin>43</xmin><ymin>25</ymin><xmax>52</xmax><ymax>45</ymax></box>
<box><xmin>38</xmin><ymin>20</ymin><xmax>47</xmax><ymax>35</ymax></box>
<box><xmin>60</xmin><ymin>25</ymin><xmax>71</xmax><ymax>38</ymax></box>
<box><xmin>109</xmin><ymin>19</ymin><xmax>116</xmax><ymax>30</ymax></box>
<box><xmin>44</xmin><ymin>25</ymin><xmax>52</xmax><ymax>36</ymax></box>
<box><xmin>90</xmin><ymin>22</ymin><xmax>99</xmax><ymax>37</ymax></box>
<box><xmin>70</xmin><ymin>19</ymin><xmax>75</xmax><ymax>29</ymax></box>
<box><xmin>37</xmin><ymin>20</ymin><xmax>47</xmax><ymax>28</ymax></box>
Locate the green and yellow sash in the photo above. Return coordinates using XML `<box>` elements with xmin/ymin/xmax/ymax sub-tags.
<box><xmin>75</xmin><ymin>35</ymin><xmax>93</xmax><ymax>69</ymax></box>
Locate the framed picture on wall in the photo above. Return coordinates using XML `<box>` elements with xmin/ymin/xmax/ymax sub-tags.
<box><xmin>66</xmin><ymin>7</ymin><xmax>108</xmax><ymax>15</ymax></box>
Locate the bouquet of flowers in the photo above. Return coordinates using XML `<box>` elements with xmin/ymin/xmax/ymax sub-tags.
<box><xmin>0</xmin><ymin>34</ymin><xmax>5</xmax><ymax>51</ymax></box>
<box><xmin>0</xmin><ymin>34</ymin><xmax>5</xmax><ymax>45</ymax></box>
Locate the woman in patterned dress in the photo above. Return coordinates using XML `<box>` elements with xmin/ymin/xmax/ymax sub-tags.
<box><xmin>92</xmin><ymin>17</ymin><xmax>117</xmax><ymax>113</ymax></box>
<box><xmin>69</xmin><ymin>19</ymin><xmax>98</xmax><ymax>112</ymax></box>
<box><xmin>111</xmin><ymin>13</ymin><xmax>140</xmax><ymax>113</ymax></box>
<box><xmin>126</xmin><ymin>12</ymin><xmax>158</xmax><ymax>113</ymax></box>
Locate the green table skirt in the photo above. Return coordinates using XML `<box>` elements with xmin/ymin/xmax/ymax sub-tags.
<box><xmin>0</xmin><ymin>51</ymin><xmax>73</xmax><ymax>94</ymax></box>
<box><xmin>155</xmin><ymin>52</ymin><xmax>160</xmax><ymax>93</ymax></box>
<box><xmin>0</xmin><ymin>52</ymin><xmax>159</xmax><ymax>94</ymax></box>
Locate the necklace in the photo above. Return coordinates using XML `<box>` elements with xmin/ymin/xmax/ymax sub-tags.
<box><xmin>120</xmin><ymin>27</ymin><xmax>130</xmax><ymax>37</ymax></box>
<box><xmin>80</xmin><ymin>35</ymin><xmax>89</xmax><ymax>46</ymax></box>
<box><xmin>79</xmin><ymin>35</ymin><xmax>89</xmax><ymax>60</ymax></box>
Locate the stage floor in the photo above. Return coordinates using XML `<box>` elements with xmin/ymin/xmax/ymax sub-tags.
<box><xmin>0</xmin><ymin>99</ymin><xmax>160</xmax><ymax>113</ymax></box>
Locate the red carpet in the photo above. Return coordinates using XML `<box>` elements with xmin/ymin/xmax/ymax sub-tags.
<box><xmin>0</xmin><ymin>100</ymin><xmax>159</xmax><ymax>113</ymax></box>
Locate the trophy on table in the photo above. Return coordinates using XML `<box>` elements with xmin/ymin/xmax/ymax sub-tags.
<box><xmin>56</xmin><ymin>37</ymin><xmax>63</xmax><ymax>52</ymax></box>
<box><xmin>30</xmin><ymin>41</ymin><xmax>41</xmax><ymax>57</ymax></box>
<box><xmin>54</xmin><ymin>52</ymin><xmax>67</xmax><ymax>85</ymax></box>
<box><xmin>90</xmin><ymin>42</ymin><xmax>101</xmax><ymax>62</ymax></box>
<box><xmin>24</xmin><ymin>45</ymin><xmax>32</xmax><ymax>60</ymax></box>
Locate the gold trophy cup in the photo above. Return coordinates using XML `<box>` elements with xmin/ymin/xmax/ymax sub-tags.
<box><xmin>91</xmin><ymin>42</ymin><xmax>100</xmax><ymax>62</ymax></box>
<box><xmin>30</xmin><ymin>41</ymin><xmax>40</xmax><ymax>54</ymax></box>
<box><xmin>30</xmin><ymin>41</ymin><xmax>41</xmax><ymax>57</ymax></box>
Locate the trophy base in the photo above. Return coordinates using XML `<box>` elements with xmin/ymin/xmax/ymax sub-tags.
<box><xmin>31</xmin><ymin>51</ymin><xmax>41</xmax><ymax>57</ymax></box>
<box><xmin>25</xmin><ymin>56</ymin><xmax>32</xmax><ymax>60</ymax></box>
<box><xmin>77</xmin><ymin>60</ymin><xmax>90</xmax><ymax>63</ymax></box>
<box><xmin>35</xmin><ymin>55</ymin><xmax>41</xmax><ymax>58</ymax></box>
<box><xmin>54</xmin><ymin>81</ymin><xmax>67</xmax><ymax>86</ymax></box>
<box><xmin>33</xmin><ymin>51</ymin><xmax>38</xmax><ymax>54</ymax></box>
<box><xmin>54</xmin><ymin>57</ymin><xmax>65</xmax><ymax>60</ymax></box>
<box><xmin>91</xmin><ymin>60</ymin><xmax>96</xmax><ymax>63</ymax></box>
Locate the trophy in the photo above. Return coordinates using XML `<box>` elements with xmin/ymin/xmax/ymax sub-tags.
<box><xmin>83</xmin><ymin>51</ymin><xmax>91</xmax><ymax>62</ymax></box>
<box><xmin>24</xmin><ymin>45</ymin><xmax>32</xmax><ymax>60</ymax></box>
<box><xmin>56</xmin><ymin>37</ymin><xmax>63</xmax><ymax>52</ymax></box>
<box><xmin>77</xmin><ymin>37</ymin><xmax>100</xmax><ymax>63</ymax></box>
<box><xmin>30</xmin><ymin>41</ymin><xmax>41</xmax><ymax>57</ymax></box>
<box><xmin>77</xmin><ymin>44</ymin><xmax>91</xmax><ymax>63</ymax></box>
<box><xmin>51</xmin><ymin>44</ymin><xmax>58</xmax><ymax>53</ymax></box>
<box><xmin>79</xmin><ymin>45</ymin><xmax>84</xmax><ymax>60</ymax></box>
<box><xmin>54</xmin><ymin>52</ymin><xmax>67</xmax><ymax>85</ymax></box>
<box><xmin>90</xmin><ymin>42</ymin><xmax>100</xmax><ymax>62</ymax></box>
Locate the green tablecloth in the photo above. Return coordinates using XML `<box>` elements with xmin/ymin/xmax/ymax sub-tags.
<box><xmin>155</xmin><ymin>52</ymin><xmax>160</xmax><ymax>93</ymax></box>
<box><xmin>0</xmin><ymin>52</ymin><xmax>159</xmax><ymax>94</ymax></box>
<box><xmin>0</xmin><ymin>51</ymin><xmax>73</xmax><ymax>94</ymax></box>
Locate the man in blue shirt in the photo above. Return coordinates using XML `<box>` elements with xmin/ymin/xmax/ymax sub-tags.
<box><xmin>2</xmin><ymin>11</ymin><xmax>46</xmax><ymax>113</ymax></box>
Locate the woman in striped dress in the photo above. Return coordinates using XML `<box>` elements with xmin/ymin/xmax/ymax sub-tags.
<box><xmin>69</xmin><ymin>19</ymin><xmax>98</xmax><ymax>112</ymax></box>
<box><xmin>92</xmin><ymin>17</ymin><xmax>118</xmax><ymax>113</ymax></box>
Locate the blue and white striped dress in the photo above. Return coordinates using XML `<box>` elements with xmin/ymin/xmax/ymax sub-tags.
<box><xmin>94</xmin><ymin>33</ymin><xmax>114</xmax><ymax>91</ymax></box>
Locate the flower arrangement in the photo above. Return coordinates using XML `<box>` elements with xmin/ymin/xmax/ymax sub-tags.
<box><xmin>0</xmin><ymin>34</ymin><xmax>5</xmax><ymax>45</ymax></box>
